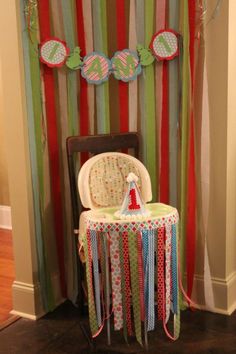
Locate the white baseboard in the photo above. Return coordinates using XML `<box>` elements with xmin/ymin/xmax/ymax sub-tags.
<box><xmin>190</xmin><ymin>271</ymin><xmax>236</xmax><ymax>315</ymax></box>
<box><xmin>0</xmin><ymin>205</ymin><xmax>12</xmax><ymax>229</ymax></box>
<box><xmin>11</xmin><ymin>272</ymin><xmax>65</xmax><ymax>320</ymax></box>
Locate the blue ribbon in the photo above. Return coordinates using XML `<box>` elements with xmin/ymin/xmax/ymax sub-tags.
<box><xmin>90</xmin><ymin>230</ymin><xmax>102</xmax><ymax>326</ymax></box>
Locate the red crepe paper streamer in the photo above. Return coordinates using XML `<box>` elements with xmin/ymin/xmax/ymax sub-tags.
<box><xmin>160</xmin><ymin>60</ymin><xmax>169</xmax><ymax>203</ymax></box>
<box><xmin>116</xmin><ymin>0</ymin><xmax>129</xmax><ymax>133</ymax></box>
<box><xmin>76</xmin><ymin>0</ymin><xmax>89</xmax><ymax>165</ymax></box>
<box><xmin>186</xmin><ymin>0</ymin><xmax>196</xmax><ymax>299</ymax></box>
<box><xmin>38</xmin><ymin>0</ymin><xmax>66</xmax><ymax>297</ymax></box>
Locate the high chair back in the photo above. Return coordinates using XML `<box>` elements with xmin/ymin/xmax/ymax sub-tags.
<box><xmin>78</xmin><ymin>152</ymin><xmax>152</xmax><ymax>210</ymax></box>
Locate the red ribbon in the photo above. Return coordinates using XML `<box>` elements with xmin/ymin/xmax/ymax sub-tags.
<box><xmin>157</xmin><ymin>227</ymin><xmax>165</xmax><ymax>319</ymax></box>
<box><xmin>76</xmin><ymin>0</ymin><xmax>89</xmax><ymax>164</ymax></box>
<box><xmin>38</xmin><ymin>0</ymin><xmax>66</xmax><ymax>297</ymax></box>
<box><xmin>122</xmin><ymin>232</ymin><xmax>132</xmax><ymax>335</ymax></box>
<box><xmin>186</xmin><ymin>0</ymin><xmax>196</xmax><ymax>299</ymax></box>
<box><xmin>116</xmin><ymin>0</ymin><xmax>129</xmax><ymax>133</ymax></box>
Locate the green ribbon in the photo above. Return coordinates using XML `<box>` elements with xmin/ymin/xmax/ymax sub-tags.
<box><xmin>92</xmin><ymin>0</ymin><xmax>110</xmax><ymax>134</ymax></box>
<box><xmin>128</xmin><ymin>232</ymin><xmax>142</xmax><ymax>345</ymax></box>
<box><xmin>21</xmin><ymin>2</ymin><xmax>54</xmax><ymax>311</ymax></box>
<box><xmin>61</xmin><ymin>0</ymin><xmax>79</xmax><ymax>135</ymax></box>
<box><xmin>169</xmin><ymin>0</ymin><xmax>179</xmax><ymax>207</ymax></box>
<box><xmin>144</xmin><ymin>0</ymin><xmax>157</xmax><ymax>201</ymax></box>
<box><xmin>83</xmin><ymin>232</ymin><xmax>98</xmax><ymax>335</ymax></box>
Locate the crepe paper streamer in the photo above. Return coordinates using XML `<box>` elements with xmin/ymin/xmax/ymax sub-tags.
<box><xmin>61</xmin><ymin>0</ymin><xmax>78</xmax><ymax>136</ymax></box>
<box><xmin>109</xmin><ymin>232</ymin><xmax>123</xmax><ymax>330</ymax></box>
<box><xmin>179</xmin><ymin>0</ymin><xmax>190</xmax><ymax>308</ymax></box>
<box><xmin>76</xmin><ymin>0</ymin><xmax>89</xmax><ymax>165</ymax></box>
<box><xmin>128</xmin><ymin>0</ymin><xmax>138</xmax><ymax>132</ymax></box>
<box><xmin>137</xmin><ymin>232</ymin><xmax>145</xmax><ymax>322</ymax></box>
<box><xmin>202</xmin><ymin>58</ymin><xmax>215</xmax><ymax>311</ymax></box>
<box><xmin>21</xmin><ymin>3</ymin><xmax>54</xmax><ymax>311</ymax></box>
<box><xmin>39</xmin><ymin>37</ymin><xmax>69</xmax><ymax>67</ymax></box>
<box><xmin>165</xmin><ymin>224</ymin><xmax>172</xmax><ymax>323</ymax></box>
<box><xmin>155</xmin><ymin>0</ymin><xmax>166</xmax><ymax>198</ymax></box>
<box><xmin>147</xmin><ymin>230</ymin><xmax>155</xmax><ymax>331</ymax></box>
<box><xmin>122</xmin><ymin>232</ymin><xmax>132</xmax><ymax>336</ymax></box>
<box><xmin>51</xmin><ymin>0</ymin><xmax>77</xmax><ymax>304</ymax></box>
<box><xmin>160</xmin><ymin>58</ymin><xmax>170</xmax><ymax>204</ymax></box>
<box><xmin>186</xmin><ymin>0</ymin><xmax>196</xmax><ymax>300</ymax></box>
<box><xmin>150</xmin><ymin>29</ymin><xmax>179</xmax><ymax>61</ymax></box>
<box><xmin>92</xmin><ymin>0</ymin><xmax>110</xmax><ymax>134</ymax></box>
<box><xmin>90</xmin><ymin>230</ymin><xmax>102</xmax><ymax>327</ymax></box>
<box><xmin>81</xmin><ymin>52</ymin><xmax>111</xmax><ymax>85</ymax></box>
<box><xmin>111</xmin><ymin>50</ymin><xmax>142</xmax><ymax>82</ymax></box>
<box><xmin>157</xmin><ymin>227</ymin><xmax>165</xmax><ymax>320</ymax></box>
<box><xmin>66</xmin><ymin>47</ymin><xmax>83</xmax><ymax>70</ymax></box>
<box><xmin>119</xmin><ymin>235</ymin><xmax>128</xmax><ymax>342</ymax></box>
<box><xmin>128</xmin><ymin>232</ymin><xmax>142</xmax><ymax>345</ymax></box>
<box><xmin>171</xmin><ymin>224</ymin><xmax>178</xmax><ymax>314</ymax></box>
<box><xmin>84</xmin><ymin>231</ymin><xmax>98</xmax><ymax>335</ymax></box>
<box><xmin>82</xmin><ymin>0</ymin><xmax>95</xmax><ymax>135</ymax></box>
<box><xmin>144</xmin><ymin>0</ymin><xmax>157</xmax><ymax>202</ymax></box>
<box><xmin>168</xmin><ymin>0</ymin><xmax>179</xmax><ymax>207</ymax></box>
<box><xmin>136</xmin><ymin>45</ymin><xmax>155</xmax><ymax>66</ymax></box>
<box><xmin>38</xmin><ymin>0</ymin><xmax>66</xmax><ymax>297</ymax></box>
<box><xmin>116</xmin><ymin>0</ymin><xmax>129</xmax><ymax>133</ymax></box>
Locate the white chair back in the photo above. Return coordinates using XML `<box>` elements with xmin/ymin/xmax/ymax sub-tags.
<box><xmin>78</xmin><ymin>152</ymin><xmax>152</xmax><ymax>210</ymax></box>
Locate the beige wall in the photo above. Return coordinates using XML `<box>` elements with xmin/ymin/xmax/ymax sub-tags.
<box><xmin>0</xmin><ymin>90</ymin><xmax>10</xmax><ymax>206</ymax></box>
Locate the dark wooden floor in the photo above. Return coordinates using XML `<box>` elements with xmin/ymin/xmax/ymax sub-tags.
<box><xmin>0</xmin><ymin>301</ymin><xmax>236</xmax><ymax>354</ymax></box>
<box><xmin>0</xmin><ymin>228</ymin><xmax>15</xmax><ymax>324</ymax></box>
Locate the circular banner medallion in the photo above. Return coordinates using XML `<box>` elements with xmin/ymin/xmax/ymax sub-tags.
<box><xmin>81</xmin><ymin>52</ymin><xmax>111</xmax><ymax>85</ymax></box>
<box><xmin>40</xmin><ymin>37</ymin><xmax>69</xmax><ymax>67</ymax></box>
<box><xmin>111</xmin><ymin>50</ymin><xmax>141</xmax><ymax>82</ymax></box>
<box><xmin>150</xmin><ymin>29</ymin><xmax>179</xmax><ymax>61</ymax></box>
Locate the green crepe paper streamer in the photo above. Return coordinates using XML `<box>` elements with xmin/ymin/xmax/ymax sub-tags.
<box><xmin>128</xmin><ymin>232</ymin><xmax>142</xmax><ymax>346</ymax></box>
<box><xmin>136</xmin><ymin>0</ymin><xmax>147</xmax><ymax>165</ymax></box>
<box><xmin>144</xmin><ymin>0</ymin><xmax>157</xmax><ymax>201</ymax></box>
<box><xmin>119</xmin><ymin>235</ymin><xmax>128</xmax><ymax>343</ymax></box>
<box><xmin>83</xmin><ymin>233</ymin><xmax>98</xmax><ymax>335</ymax></box>
<box><xmin>100</xmin><ymin>0</ymin><xmax>110</xmax><ymax>133</ymax></box>
<box><xmin>169</xmin><ymin>0</ymin><xmax>179</xmax><ymax>207</ymax></box>
<box><xmin>61</xmin><ymin>0</ymin><xmax>78</xmax><ymax>136</ymax></box>
<box><xmin>179</xmin><ymin>0</ymin><xmax>190</xmax><ymax>309</ymax></box>
<box><xmin>20</xmin><ymin>2</ymin><xmax>54</xmax><ymax>311</ymax></box>
<box><xmin>92</xmin><ymin>0</ymin><xmax>110</xmax><ymax>134</ymax></box>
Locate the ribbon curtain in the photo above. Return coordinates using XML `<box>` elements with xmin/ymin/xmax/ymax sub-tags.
<box><xmin>21</xmin><ymin>0</ymin><xmax>206</xmax><ymax>310</ymax></box>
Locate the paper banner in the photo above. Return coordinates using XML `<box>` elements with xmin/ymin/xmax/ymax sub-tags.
<box><xmin>40</xmin><ymin>37</ymin><xmax>69</xmax><ymax>67</ymax></box>
<box><xmin>112</xmin><ymin>50</ymin><xmax>141</xmax><ymax>82</ymax></box>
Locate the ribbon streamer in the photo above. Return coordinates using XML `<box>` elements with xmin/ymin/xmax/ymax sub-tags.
<box><xmin>38</xmin><ymin>0</ymin><xmax>66</xmax><ymax>297</ymax></box>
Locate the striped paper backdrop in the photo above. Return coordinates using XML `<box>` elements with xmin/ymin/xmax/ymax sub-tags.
<box><xmin>21</xmin><ymin>0</ymin><xmax>206</xmax><ymax>310</ymax></box>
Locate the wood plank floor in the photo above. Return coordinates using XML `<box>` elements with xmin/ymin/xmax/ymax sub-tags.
<box><xmin>0</xmin><ymin>301</ymin><xmax>236</xmax><ymax>354</ymax></box>
<box><xmin>0</xmin><ymin>228</ymin><xmax>15</xmax><ymax>324</ymax></box>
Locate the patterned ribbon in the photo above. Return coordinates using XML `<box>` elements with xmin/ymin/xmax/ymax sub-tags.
<box><xmin>84</xmin><ymin>230</ymin><xmax>98</xmax><ymax>335</ymax></box>
<box><xmin>109</xmin><ymin>232</ymin><xmax>123</xmax><ymax>330</ymax></box>
<box><xmin>165</xmin><ymin>224</ymin><xmax>172</xmax><ymax>323</ymax></box>
<box><xmin>171</xmin><ymin>224</ymin><xmax>178</xmax><ymax>314</ymax></box>
<box><xmin>128</xmin><ymin>232</ymin><xmax>142</xmax><ymax>345</ymax></box>
<box><xmin>147</xmin><ymin>230</ymin><xmax>155</xmax><ymax>331</ymax></box>
<box><xmin>142</xmin><ymin>230</ymin><xmax>148</xmax><ymax>323</ymax></box>
<box><xmin>119</xmin><ymin>234</ymin><xmax>128</xmax><ymax>341</ymax></box>
<box><xmin>122</xmin><ymin>232</ymin><xmax>132</xmax><ymax>336</ymax></box>
<box><xmin>157</xmin><ymin>227</ymin><xmax>165</xmax><ymax>320</ymax></box>
<box><xmin>90</xmin><ymin>230</ymin><xmax>102</xmax><ymax>327</ymax></box>
<box><xmin>137</xmin><ymin>232</ymin><xmax>145</xmax><ymax>322</ymax></box>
